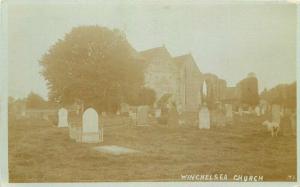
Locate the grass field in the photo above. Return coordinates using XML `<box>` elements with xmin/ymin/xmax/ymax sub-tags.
<box><xmin>9</xmin><ymin>115</ymin><xmax>296</xmax><ymax>182</ymax></box>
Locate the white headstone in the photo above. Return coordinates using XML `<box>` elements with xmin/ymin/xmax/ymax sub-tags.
<box><xmin>137</xmin><ymin>106</ymin><xmax>148</xmax><ymax>126</ymax></box>
<box><xmin>272</xmin><ymin>104</ymin><xmax>281</xmax><ymax>123</ymax></box>
<box><xmin>58</xmin><ymin>108</ymin><xmax>68</xmax><ymax>127</ymax></box>
<box><xmin>255</xmin><ymin>106</ymin><xmax>260</xmax><ymax>116</ymax></box>
<box><xmin>82</xmin><ymin>108</ymin><xmax>101</xmax><ymax>143</ymax></box>
<box><xmin>199</xmin><ymin>106</ymin><xmax>210</xmax><ymax>129</ymax></box>
<box><xmin>129</xmin><ymin>111</ymin><xmax>137</xmax><ymax>120</ymax></box>
<box><xmin>155</xmin><ymin>109</ymin><xmax>161</xmax><ymax>118</ymax></box>
<box><xmin>225</xmin><ymin>104</ymin><xmax>233</xmax><ymax>118</ymax></box>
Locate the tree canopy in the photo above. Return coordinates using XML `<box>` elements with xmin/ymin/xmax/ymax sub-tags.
<box><xmin>238</xmin><ymin>77</ymin><xmax>259</xmax><ymax>106</ymax></box>
<box><xmin>260</xmin><ymin>82</ymin><xmax>296</xmax><ymax>109</ymax></box>
<box><xmin>40</xmin><ymin>26</ymin><xmax>145</xmax><ymax>112</ymax></box>
<box><xmin>26</xmin><ymin>92</ymin><xmax>48</xmax><ymax>109</ymax></box>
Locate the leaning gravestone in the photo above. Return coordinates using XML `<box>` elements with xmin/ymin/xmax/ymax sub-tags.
<box><xmin>199</xmin><ymin>106</ymin><xmax>210</xmax><ymax>129</ymax></box>
<box><xmin>136</xmin><ymin>106</ymin><xmax>148</xmax><ymax>126</ymax></box>
<box><xmin>272</xmin><ymin>104</ymin><xmax>281</xmax><ymax>123</ymax></box>
<box><xmin>82</xmin><ymin>108</ymin><xmax>102</xmax><ymax>143</ymax></box>
<box><xmin>58</xmin><ymin>108</ymin><xmax>68</xmax><ymax>128</ymax></box>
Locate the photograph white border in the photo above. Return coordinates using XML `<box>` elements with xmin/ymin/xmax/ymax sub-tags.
<box><xmin>0</xmin><ymin>1</ymin><xmax>299</xmax><ymax>186</ymax></box>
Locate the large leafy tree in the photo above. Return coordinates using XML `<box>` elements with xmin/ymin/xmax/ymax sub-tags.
<box><xmin>40</xmin><ymin>26</ymin><xmax>144</xmax><ymax>112</ymax></box>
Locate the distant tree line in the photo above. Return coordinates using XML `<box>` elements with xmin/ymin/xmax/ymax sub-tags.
<box><xmin>9</xmin><ymin>92</ymin><xmax>55</xmax><ymax>110</ymax></box>
<box><xmin>260</xmin><ymin>82</ymin><xmax>296</xmax><ymax>109</ymax></box>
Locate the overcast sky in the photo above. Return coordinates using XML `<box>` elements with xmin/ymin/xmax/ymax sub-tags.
<box><xmin>8</xmin><ymin>1</ymin><xmax>297</xmax><ymax>99</ymax></box>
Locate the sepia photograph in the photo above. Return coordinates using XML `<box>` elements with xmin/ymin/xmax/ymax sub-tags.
<box><xmin>2</xmin><ymin>0</ymin><xmax>298</xmax><ymax>184</ymax></box>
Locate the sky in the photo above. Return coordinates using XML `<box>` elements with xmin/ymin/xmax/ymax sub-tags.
<box><xmin>7</xmin><ymin>1</ymin><xmax>298</xmax><ymax>99</ymax></box>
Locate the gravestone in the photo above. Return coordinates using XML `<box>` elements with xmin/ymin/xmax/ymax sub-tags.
<box><xmin>155</xmin><ymin>109</ymin><xmax>161</xmax><ymax>118</ymax></box>
<box><xmin>272</xmin><ymin>104</ymin><xmax>281</xmax><ymax>123</ymax></box>
<box><xmin>82</xmin><ymin>108</ymin><xmax>102</xmax><ymax>143</ymax></box>
<box><xmin>136</xmin><ymin>106</ymin><xmax>148</xmax><ymax>126</ymax></box>
<box><xmin>238</xmin><ymin>107</ymin><xmax>243</xmax><ymax>116</ymax></box>
<box><xmin>129</xmin><ymin>111</ymin><xmax>137</xmax><ymax>120</ymax></box>
<box><xmin>58</xmin><ymin>108</ymin><xmax>68</xmax><ymax>128</ymax></box>
<box><xmin>199</xmin><ymin>106</ymin><xmax>210</xmax><ymax>129</ymax></box>
<box><xmin>255</xmin><ymin>106</ymin><xmax>260</xmax><ymax>116</ymax></box>
<box><xmin>225</xmin><ymin>104</ymin><xmax>233</xmax><ymax>118</ymax></box>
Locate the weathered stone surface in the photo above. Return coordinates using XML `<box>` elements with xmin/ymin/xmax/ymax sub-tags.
<box><xmin>82</xmin><ymin>108</ymin><xmax>102</xmax><ymax>143</ymax></box>
<box><xmin>58</xmin><ymin>108</ymin><xmax>68</xmax><ymax>128</ymax></box>
<box><xmin>199</xmin><ymin>106</ymin><xmax>210</xmax><ymax>129</ymax></box>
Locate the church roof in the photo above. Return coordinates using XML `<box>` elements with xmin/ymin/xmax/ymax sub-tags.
<box><xmin>139</xmin><ymin>46</ymin><xmax>171</xmax><ymax>59</ymax></box>
<box><xmin>173</xmin><ymin>53</ymin><xmax>193</xmax><ymax>62</ymax></box>
<box><xmin>173</xmin><ymin>54</ymin><xmax>194</xmax><ymax>67</ymax></box>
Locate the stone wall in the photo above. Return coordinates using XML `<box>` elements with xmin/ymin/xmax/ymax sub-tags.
<box><xmin>140</xmin><ymin>46</ymin><xmax>203</xmax><ymax>112</ymax></box>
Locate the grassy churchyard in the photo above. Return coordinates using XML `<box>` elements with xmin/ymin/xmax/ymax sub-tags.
<box><xmin>9</xmin><ymin>114</ymin><xmax>296</xmax><ymax>182</ymax></box>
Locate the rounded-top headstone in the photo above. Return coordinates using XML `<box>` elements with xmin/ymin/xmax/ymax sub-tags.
<box><xmin>82</xmin><ymin>108</ymin><xmax>99</xmax><ymax>133</ymax></box>
<box><xmin>58</xmin><ymin>108</ymin><xmax>68</xmax><ymax>127</ymax></box>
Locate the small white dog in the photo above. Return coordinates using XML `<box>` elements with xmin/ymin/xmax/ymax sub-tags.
<box><xmin>262</xmin><ymin>120</ymin><xmax>280</xmax><ymax>137</ymax></box>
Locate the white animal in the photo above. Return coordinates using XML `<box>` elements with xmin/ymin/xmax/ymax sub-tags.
<box><xmin>262</xmin><ymin>120</ymin><xmax>280</xmax><ymax>137</ymax></box>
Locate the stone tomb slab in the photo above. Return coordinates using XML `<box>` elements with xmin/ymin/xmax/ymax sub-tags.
<box><xmin>93</xmin><ymin>145</ymin><xmax>140</xmax><ymax>155</ymax></box>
